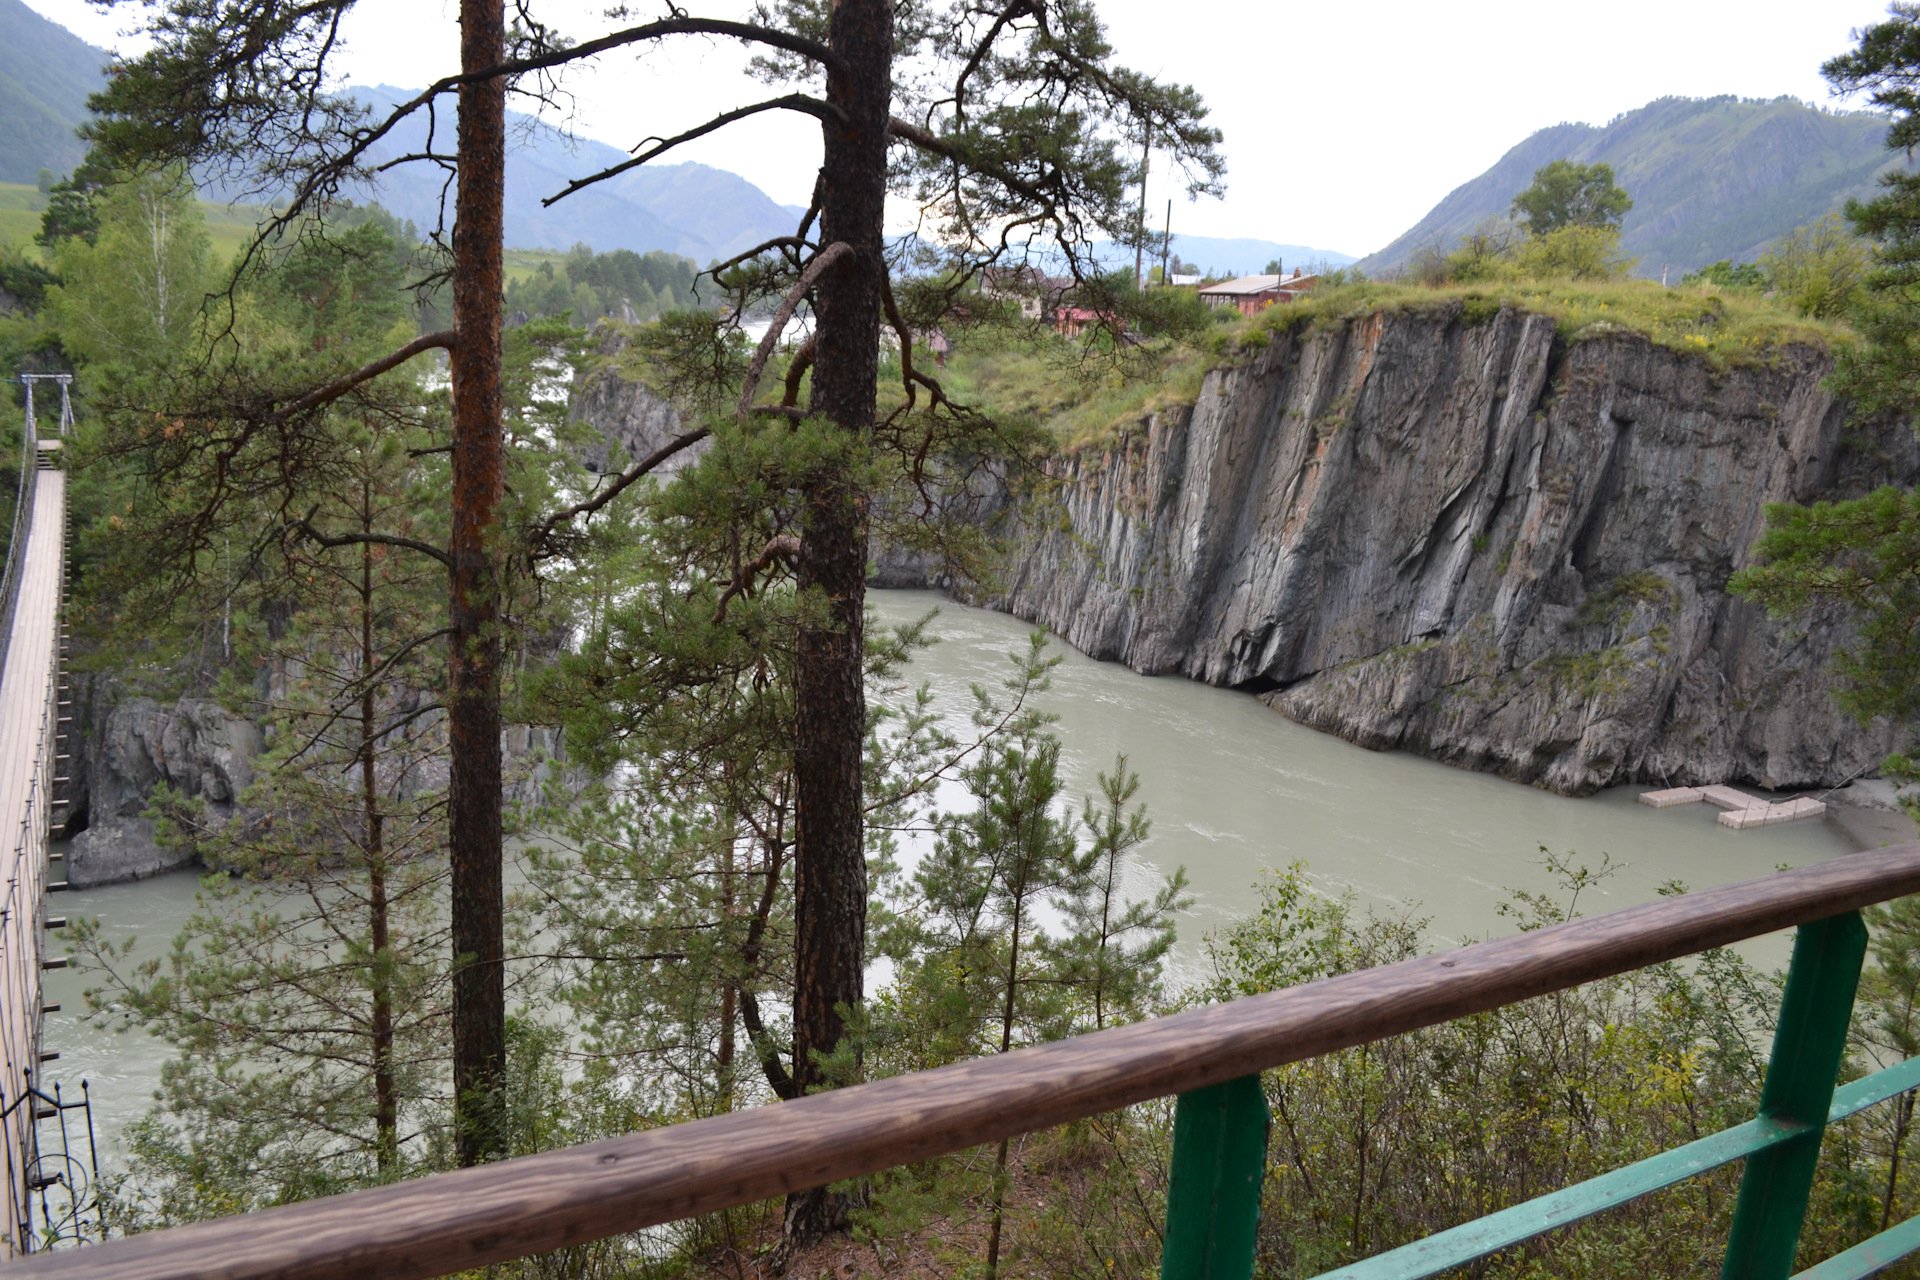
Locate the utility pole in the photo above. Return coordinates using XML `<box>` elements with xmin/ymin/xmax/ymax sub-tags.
<box><xmin>1134</xmin><ymin>124</ymin><xmax>1150</xmax><ymax>287</ymax></box>
<box><xmin>1161</xmin><ymin>199</ymin><xmax>1173</xmax><ymax>283</ymax></box>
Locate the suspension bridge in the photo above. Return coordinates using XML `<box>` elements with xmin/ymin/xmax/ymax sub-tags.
<box><xmin>0</xmin><ymin>374</ymin><xmax>98</xmax><ymax>1259</ymax></box>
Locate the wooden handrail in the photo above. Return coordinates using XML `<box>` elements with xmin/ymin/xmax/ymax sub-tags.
<box><xmin>22</xmin><ymin>843</ymin><xmax>1920</xmax><ymax>1280</ymax></box>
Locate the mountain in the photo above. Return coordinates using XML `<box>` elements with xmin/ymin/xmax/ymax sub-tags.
<box><xmin>0</xmin><ymin>0</ymin><xmax>109</xmax><ymax>184</ymax></box>
<box><xmin>1358</xmin><ymin>96</ymin><xmax>1901</xmax><ymax>279</ymax></box>
<box><xmin>343</xmin><ymin>85</ymin><xmax>802</xmax><ymax>267</ymax></box>
<box><xmin>0</xmin><ymin>10</ymin><xmax>807</xmax><ymax>267</ymax></box>
<box><xmin>1149</xmin><ymin>234</ymin><xmax>1355</xmax><ymax>276</ymax></box>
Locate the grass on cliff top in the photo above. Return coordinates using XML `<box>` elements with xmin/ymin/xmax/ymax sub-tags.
<box><xmin>937</xmin><ymin>275</ymin><xmax>1847</xmax><ymax>452</ymax></box>
<box><xmin>1245</xmin><ymin>275</ymin><xmax>1849</xmax><ymax>368</ymax></box>
<box><xmin>925</xmin><ymin>323</ymin><xmax>1215</xmax><ymax>448</ymax></box>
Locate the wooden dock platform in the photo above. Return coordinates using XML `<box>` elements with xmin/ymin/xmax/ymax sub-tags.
<box><xmin>1638</xmin><ymin>783</ymin><xmax>1827</xmax><ymax>830</ymax></box>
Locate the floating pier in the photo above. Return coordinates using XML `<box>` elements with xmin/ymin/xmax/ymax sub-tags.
<box><xmin>1639</xmin><ymin>784</ymin><xmax>1827</xmax><ymax>829</ymax></box>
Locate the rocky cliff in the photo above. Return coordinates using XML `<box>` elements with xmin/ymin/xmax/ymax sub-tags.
<box><xmin>961</xmin><ymin>304</ymin><xmax>1918</xmax><ymax>795</ymax></box>
<box><xmin>568</xmin><ymin>326</ymin><xmax>707</xmax><ymax>476</ymax></box>
<box><xmin>65</xmin><ymin>678</ymin><xmax>575</xmax><ymax>888</ymax></box>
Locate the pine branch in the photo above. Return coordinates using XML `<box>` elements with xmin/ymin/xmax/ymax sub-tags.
<box><xmin>738</xmin><ymin>242</ymin><xmax>853</xmax><ymax>420</ymax></box>
<box><xmin>543</xmin><ymin>95</ymin><xmax>844</xmax><ymax>208</ymax></box>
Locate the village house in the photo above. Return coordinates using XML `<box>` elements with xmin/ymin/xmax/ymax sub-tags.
<box><xmin>1052</xmin><ymin>305</ymin><xmax>1113</xmax><ymax>340</ymax></box>
<box><xmin>1198</xmin><ymin>268</ymin><xmax>1320</xmax><ymax>317</ymax></box>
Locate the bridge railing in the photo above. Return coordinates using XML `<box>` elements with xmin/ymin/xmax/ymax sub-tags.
<box><xmin>16</xmin><ymin>844</ymin><xmax>1920</xmax><ymax>1280</ymax></box>
<box><xmin>0</xmin><ymin>373</ymin><xmax>69</xmax><ymax>1261</ymax></box>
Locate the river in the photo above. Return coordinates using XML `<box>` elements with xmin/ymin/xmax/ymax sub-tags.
<box><xmin>41</xmin><ymin>588</ymin><xmax>1863</xmax><ymax>1158</ymax></box>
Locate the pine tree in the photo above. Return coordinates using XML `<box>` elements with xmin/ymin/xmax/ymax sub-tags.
<box><xmin>870</xmin><ymin>636</ymin><xmax>1185</xmax><ymax>1278</ymax></box>
<box><xmin>78</xmin><ymin>0</ymin><xmax>1223</xmax><ymax>1202</ymax></box>
<box><xmin>75</xmin><ymin>429</ymin><xmax>453</xmax><ymax>1223</ymax></box>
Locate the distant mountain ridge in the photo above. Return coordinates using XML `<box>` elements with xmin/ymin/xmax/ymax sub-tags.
<box><xmin>336</xmin><ymin>85</ymin><xmax>805</xmax><ymax>267</ymax></box>
<box><xmin>0</xmin><ymin>0</ymin><xmax>109</xmax><ymax>184</ymax></box>
<box><xmin>1359</xmin><ymin>96</ymin><xmax>1902</xmax><ymax>279</ymax></box>
<box><xmin>0</xmin><ymin>7</ymin><xmax>811</xmax><ymax>269</ymax></box>
<box><xmin>1126</xmin><ymin>234</ymin><xmax>1354</xmax><ymax>276</ymax></box>
<box><xmin>2</xmin><ymin>0</ymin><xmax>1348</xmax><ymax>274</ymax></box>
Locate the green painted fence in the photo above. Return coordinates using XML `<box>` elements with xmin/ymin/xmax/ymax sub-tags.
<box><xmin>1165</xmin><ymin>910</ymin><xmax>1918</xmax><ymax>1280</ymax></box>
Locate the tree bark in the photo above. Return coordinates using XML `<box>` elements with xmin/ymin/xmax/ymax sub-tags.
<box><xmin>449</xmin><ymin>0</ymin><xmax>508</xmax><ymax>1167</ymax></box>
<box><xmin>361</xmin><ymin>503</ymin><xmax>399</xmax><ymax>1173</ymax></box>
<box><xmin>782</xmin><ymin>0</ymin><xmax>891</xmax><ymax>1247</ymax></box>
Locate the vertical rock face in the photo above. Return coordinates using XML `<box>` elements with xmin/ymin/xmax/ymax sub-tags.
<box><xmin>67</xmin><ymin>687</ymin><xmax>264</xmax><ymax>887</ymax></box>
<box><xmin>568</xmin><ymin>328</ymin><xmax>708</xmax><ymax>476</ymax></box>
<box><xmin>65</xmin><ymin>681</ymin><xmax>579</xmax><ymax>888</ymax></box>
<box><xmin>979</xmin><ymin>304</ymin><xmax>1919</xmax><ymax>795</ymax></box>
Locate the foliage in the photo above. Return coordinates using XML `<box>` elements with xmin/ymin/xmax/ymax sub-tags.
<box><xmin>913</xmin><ymin>315</ymin><xmax>1218</xmax><ymax>450</ymax></box>
<box><xmin>34</xmin><ymin>152</ymin><xmax>113</xmax><ymax>251</ymax></box>
<box><xmin>69</xmin><ymin>213</ymin><xmax>472</xmax><ymax>1224</ymax></box>
<box><xmin>849</xmin><ymin>636</ymin><xmax>1184</xmax><ymax>1279</ymax></box>
<box><xmin>1731</xmin><ymin>487</ymin><xmax>1920</xmax><ymax>809</ymax></box>
<box><xmin>1511</xmin><ymin>159</ymin><xmax>1634</xmax><ymax>236</ymax></box>
<box><xmin>1440</xmin><ymin>218</ymin><xmax>1524</xmax><ymax>282</ymax></box>
<box><xmin>1763</xmin><ymin>214</ymin><xmax>1871</xmax><ymax>320</ymax></box>
<box><xmin>809</xmin><ymin>853</ymin><xmax>1920</xmax><ymax>1280</ymax></box>
<box><xmin>1510</xmin><ymin>223</ymin><xmax>1636</xmax><ymax>281</ymax></box>
<box><xmin>1683</xmin><ymin>258</ymin><xmax>1769</xmax><ymax>290</ymax></box>
<box><xmin>0</xmin><ymin>247</ymin><xmax>54</xmax><ymax>310</ymax></box>
<box><xmin>872</xmin><ymin>637</ymin><xmax>1186</xmax><ymax>1063</ymax></box>
<box><xmin>1193</xmin><ymin>857</ymin><xmax>1784</xmax><ymax>1276</ymax></box>
<box><xmin>1825</xmin><ymin>6</ymin><xmax>1920</xmax><ymax>419</ymax></box>
<box><xmin>1730</xmin><ymin>4</ymin><xmax>1920</xmax><ymax>828</ymax></box>
<box><xmin>502</xmin><ymin>243</ymin><xmax>699</xmax><ymax>326</ymax></box>
<box><xmin>1432</xmin><ymin>216</ymin><xmax>1632</xmax><ymax>285</ymax></box>
<box><xmin>1246</xmin><ymin>274</ymin><xmax>1842</xmax><ymax>368</ymax></box>
<box><xmin>44</xmin><ymin>168</ymin><xmax>212</xmax><ymax>373</ymax></box>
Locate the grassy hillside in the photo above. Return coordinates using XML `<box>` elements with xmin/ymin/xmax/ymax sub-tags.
<box><xmin>1361</xmin><ymin>96</ymin><xmax>1898</xmax><ymax>279</ymax></box>
<box><xmin>1</xmin><ymin>181</ymin><xmax>341</xmax><ymax>266</ymax></box>
<box><xmin>0</xmin><ymin>183</ymin><xmax>43</xmax><ymax>251</ymax></box>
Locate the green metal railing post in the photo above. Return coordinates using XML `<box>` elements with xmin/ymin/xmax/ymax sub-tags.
<box><xmin>1161</xmin><ymin>1073</ymin><xmax>1269</xmax><ymax>1280</ymax></box>
<box><xmin>1721</xmin><ymin>910</ymin><xmax>1868</xmax><ymax>1280</ymax></box>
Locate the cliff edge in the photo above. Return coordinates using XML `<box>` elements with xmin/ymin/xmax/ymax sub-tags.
<box><xmin>973</xmin><ymin>304</ymin><xmax>1918</xmax><ymax>794</ymax></box>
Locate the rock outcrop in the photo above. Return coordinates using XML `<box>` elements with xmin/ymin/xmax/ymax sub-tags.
<box><xmin>569</xmin><ymin>327</ymin><xmax>708</xmax><ymax>476</ymax></box>
<box><xmin>959</xmin><ymin>304</ymin><xmax>1919</xmax><ymax>795</ymax></box>
<box><xmin>67</xmin><ymin>689</ymin><xmax>262</xmax><ymax>887</ymax></box>
<box><xmin>66</xmin><ymin>681</ymin><xmax>578</xmax><ymax>888</ymax></box>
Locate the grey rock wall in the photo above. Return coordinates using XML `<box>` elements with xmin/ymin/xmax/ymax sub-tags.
<box><xmin>967</xmin><ymin>304</ymin><xmax>1919</xmax><ymax>795</ymax></box>
<box><xmin>66</xmin><ymin>681</ymin><xmax>579</xmax><ymax>888</ymax></box>
<box><xmin>67</xmin><ymin>689</ymin><xmax>262</xmax><ymax>887</ymax></box>
<box><xmin>569</xmin><ymin>328</ymin><xmax>708</xmax><ymax>476</ymax></box>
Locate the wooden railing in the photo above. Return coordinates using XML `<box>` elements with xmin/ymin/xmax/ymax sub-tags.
<box><xmin>17</xmin><ymin>843</ymin><xmax>1920</xmax><ymax>1280</ymax></box>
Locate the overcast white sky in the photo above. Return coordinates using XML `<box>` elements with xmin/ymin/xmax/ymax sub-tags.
<box><xmin>22</xmin><ymin>0</ymin><xmax>1898</xmax><ymax>257</ymax></box>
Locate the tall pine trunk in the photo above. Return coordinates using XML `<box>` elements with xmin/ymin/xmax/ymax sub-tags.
<box><xmin>783</xmin><ymin>0</ymin><xmax>891</xmax><ymax>1246</ymax></box>
<box><xmin>360</xmin><ymin>521</ymin><xmax>398</xmax><ymax>1172</ymax></box>
<box><xmin>448</xmin><ymin>0</ymin><xmax>508</xmax><ymax>1166</ymax></box>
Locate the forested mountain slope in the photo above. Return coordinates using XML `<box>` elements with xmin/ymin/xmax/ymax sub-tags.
<box><xmin>0</xmin><ymin>2</ymin><xmax>806</xmax><ymax>266</ymax></box>
<box><xmin>0</xmin><ymin>0</ymin><xmax>108</xmax><ymax>184</ymax></box>
<box><xmin>1360</xmin><ymin>97</ymin><xmax>1898</xmax><ymax>278</ymax></box>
